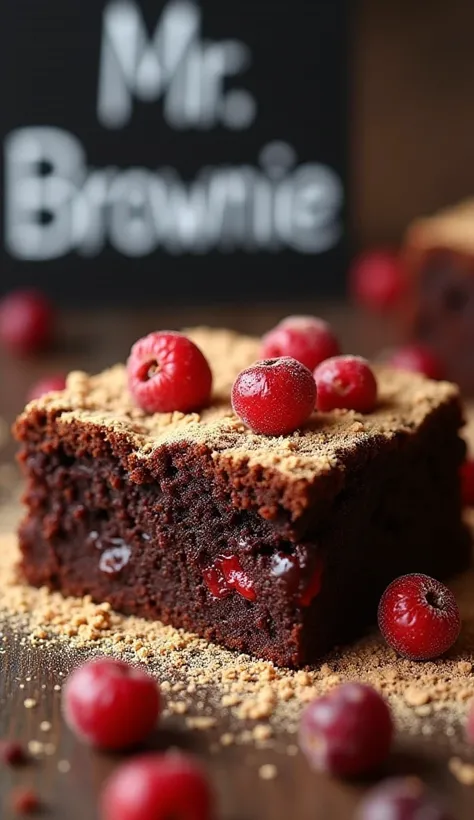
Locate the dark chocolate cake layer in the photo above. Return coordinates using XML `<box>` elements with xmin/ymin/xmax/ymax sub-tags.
<box><xmin>14</xmin><ymin>329</ymin><xmax>470</xmax><ymax>666</ymax></box>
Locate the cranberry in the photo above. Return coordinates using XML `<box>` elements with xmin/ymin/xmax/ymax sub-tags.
<box><xmin>460</xmin><ymin>459</ymin><xmax>474</xmax><ymax>507</ymax></box>
<box><xmin>378</xmin><ymin>574</ymin><xmax>461</xmax><ymax>661</ymax></box>
<box><xmin>0</xmin><ymin>740</ymin><xmax>27</xmax><ymax>766</ymax></box>
<box><xmin>299</xmin><ymin>683</ymin><xmax>393</xmax><ymax>777</ymax></box>
<box><xmin>387</xmin><ymin>344</ymin><xmax>444</xmax><ymax>380</ymax></box>
<box><xmin>100</xmin><ymin>754</ymin><xmax>213</xmax><ymax>820</ymax></box>
<box><xmin>63</xmin><ymin>658</ymin><xmax>161</xmax><ymax>750</ymax></box>
<box><xmin>203</xmin><ymin>555</ymin><xmax>255</xmax><ymax>601</ymax></box>
<box><xmin>27</xmin><ymin>374</ymin><xmax>66</xmax><ymax>402</ymax></box>
<box><xmin>350</xmin><ymin>249</ymin><xmax>405</xmax><ymax>312</ymax></box>
<box><xmin>10</xmin><ymin>786</ymin><xmax>40</xmax><ymax>814</ymax></box>
<box><xmin>0</xmin><ymin>289</ymin><xmax>54</xmax><ymax>355</ymax></box>
<box><xmin>314</xmin><ymin>355</ymin><xmax>377</xmax><ymax>413</ymax></box>
<box><xmin>232</xmin><ymin>357</ymin><xmax>315</xmax><ymax>436</ymax></box>
<box><xmin>356</xmin><ymin>777</ymin><xmax>453</xmax><ymax>820</ymax></box>
<box><xmin>260</xmin><ymin>315</ymin><xmax>341</xmax><ymax>371</ymax></box>
<box><xmin>270</xmin><ymin>552</ymin><xmax>323</xmax><ymax>606</ymax></box>
<box><xmin>127</xmin><ymin>331</ymin><xmax>212</xmax><ymax>414</ymax></box>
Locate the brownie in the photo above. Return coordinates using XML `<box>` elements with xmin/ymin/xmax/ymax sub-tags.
<box><xmin>14</xmin><ymin>328</ymin><xmax>470</xmax><ymax>667</ymax></box>
<box><xmin>403</xmin><ymin>199</ymin><xmax>474</xmax><ymax>393</ymax></box>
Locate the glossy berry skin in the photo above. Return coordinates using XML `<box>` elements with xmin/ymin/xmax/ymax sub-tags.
<box><xmin>299</xmin><ymin>683</ymin><xmax>393</xmax><ymax>777</ymax></box>
<box><xmin>127</xmin><ymin>331</ymin><xmax>212</xmax><ymax>414</ymax></box>
<box><xmin>100</xmin><ymin>754</ymin><xmax>213</xmax><ymax>820</ymax></box>
<box><xmin>63</xmin><ymin>658</ymin><xmax>161</xmax><ymax>750</ymax></box>
<box><xmin>260</xmin><ymin>315</ymin><xmax>341</xmax><ymax>372</ymax></box>
<box><xmin>356</xmin><ymin>777</ymin><xmax>453</xmax><ymax>820</ymax></box>
<box><xmin>232</xmin><ymin>357</ymin><xmax>316</xmax><ymax>436</ymax></box>
<box><xmin>378</xmin><ymin>574</ymin><xmax>461</xmax><ymax>661</ymax></box>
<box><xmin>460</xmin><ymin>459</ymin><xmax>474</xmax><ymax>507</ymax></box>
<box><xmin>350</xmin><ymin>249</ymin><xmax>405</xmax><ymax>312</ymax></box>
<box><xmin>27</xmin><ymin>374</ymin><xmax>66</xmax><ymax>402</ymax></box>
<box><xmin>314</xmin><ymin>355</ymin><xmax>377</xmax><ymax>413</ymax></box>
<box><xmin>0</xmin><ymin>289</ymin><xmax>54</xmax><ymax>355</ymax></box>
<box><xmin>387</xmin><ymin>344</ymin><xmax>443</xmax><ymax>381</ymax></box>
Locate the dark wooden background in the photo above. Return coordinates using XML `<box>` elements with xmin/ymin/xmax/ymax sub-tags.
<box><xmin>354</xmin><ymin>0</ymin><xmax>474</xmax><ymax>246</ymax></box>
<box><xmin>0</xmin><ymin>305</ymin><xmax>473</xmax><ymax>820</ymax></box>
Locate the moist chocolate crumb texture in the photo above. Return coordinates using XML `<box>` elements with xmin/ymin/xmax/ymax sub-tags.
<box><xmin>13</xmin><ymin>328</ymin><xmax>470</xmax><ymax>667</ymax></box>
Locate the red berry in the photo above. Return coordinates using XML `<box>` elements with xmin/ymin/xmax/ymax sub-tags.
<box><xmin>356</xmin><ymin>777</ymin><xmax>453</xmax><ymax>820</ymax></box>
<box><xmin>260</xmin><ymin>315</ymin><xmax>341</xmax><ymax>371</ymax></box>
<box><xmin>378</xmin><ymin>574</ymin><xmax>461</xmax><ymax>661</ymax></box>
<box><xmin>0</xmin><ymin>289</ymin><xmax>54</xmax><ymax>355</ymax></box>
<box><xmin>314</xmin><ymin>355</ymin><xmax>377</xmax><ymax>413</ymax></box>
<box><xmin>127</xmin><ymin>331</ymin><xmax>212</xmax><ymax>414</ymax></box>
<box><xmin>460</xmin><ymin>459</ymin><xmax>474</xmax><ymax>507</ymax></box>
<box><xmin>63</xmin><ymin>658</ymin><xmax>161</xmax><ymax>750</ymax></box>
<box><xmin>0</xmin><ymin>740</ymin><xmax>27</xmax><ymax>766</ymax></box>
<box><xmin>27</xmin><ymin>374</ymin><xmax>66</xmax><ymax>402</ymax></box>
<box><xmin>299</xmin><ymin>683</ymin><xmax>393</xmax><ymax>777</ymax></box>
<box><xmin>232</xmin><ymin>357</ymin><xmax>315</xmax><ymax>436</ymax></box>
<box><xmin>202</xmin><ymin>555</ymin><xmax>256</xmax><ymax>601</ymax></box>
<box><xmin>387</xmin><ymin>344</ymin><xmax>444</xmax><ymax>380</ymax></box>
<box><xmin>10</xmin><ymin>786</ymin><xmax>40</xmax><ymax>814</ymax></box>
<box><xmin>350</xmin><ymin>249</ymin><xmax>405</xmax><ymax>312</ymax></box>
<box><xmin>100</xmin><ymin>754</ymin><xmax>213</xmax><ymax>820</ymax></box>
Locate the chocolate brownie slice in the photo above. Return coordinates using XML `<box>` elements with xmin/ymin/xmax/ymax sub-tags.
<box><xmin>14</xmin><ymin>328</ymin><xmax>470</xmax><ymax>667</ymax></box>
<box><xmin>403</xmin><ymin>199</ymin><xmax>474</xmax><ymax>393</ymax></box>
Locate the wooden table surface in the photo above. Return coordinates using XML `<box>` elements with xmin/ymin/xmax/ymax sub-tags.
<box><xmin>0</xmin><ymin>302</ymin><xmax>472</xmax><ymax>820</ymax></box>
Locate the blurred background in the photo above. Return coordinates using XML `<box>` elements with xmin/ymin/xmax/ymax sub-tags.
<box><xmin>1</xmin><ymin>0</ymin><xmax>474</xmax><ymax>421</ymax></box>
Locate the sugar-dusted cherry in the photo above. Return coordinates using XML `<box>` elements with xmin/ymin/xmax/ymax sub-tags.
<box><xmin>349</xmin><ymin>248</ymin><xmax>405</xmax><ymax>312</ymax></box>
<box><xmin>378</xmin><ymin>574</ymin><xmax>461</xmax><ymax>661</ymax></box>
<box><xmin>0</xmin><ymin>289</ymin><xmax>54</xmax><ymax>355</ymax></box>
<box><xmin>387</xmin><ymin>343</ymin><xmax>444</xmax><ymax>380</ymax></box>
<box><xmin>127</xmin><ymin>331</ymin><xmax>212</xmax><ymax>414</ymax></box>
<box><xmin>63</xmin><ymin>658</ymin><xmax>161</xmax><ymax>750</ymax></box>
<box><xmin>27</xmin><ymin>374</ymin><xmax>66</xmax><ymax>402</ymax></box>
<box><xmin>260</xmin><ymin>315</ymin><xmax>341</xmax><ymax>371</ymax></box>
<box><xmin>299</xmin><ymin>683</ymin><xmax>393</xmax><ymax>777</ymax></box>
<box><xmin>232</xmin><ymin>357</ymin><xmax>316</xmax><ymax>436</ymax></box>
<box><xmin>314</xmin><ymin>355</ymin><xmax>377</xmax><ymax>413</ymax></box>
<box><xmin>100</xmin><ymin>754</ymin><xmax>214</xmax><ymax>820</ymax></box>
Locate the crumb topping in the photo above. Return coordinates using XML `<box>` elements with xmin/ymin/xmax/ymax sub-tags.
<box><xmin>405</xmin><ymin>198</ymin><xmax>474</xmax><ymax>256</ymax></box>
<box><xmin>16</xmin><ymin>328</ymin><xmax>460</xmax><ymax>484</ymax></box>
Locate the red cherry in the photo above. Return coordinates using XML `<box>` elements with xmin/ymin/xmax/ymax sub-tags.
<box><xmin>460</xmin><ymin>460</ymin><xmax>474</xmax><ymax>507</ymax></box>
<box><xmin>260</xmin><ymin>315</ymin><xmax>340</xmax><ymax>371</ymax></box>
<box><xmin>350</xmin><ymin>249</ymin><xmax>405</xmax><ymax>312</ymax></box>
<box><xmin>10</xmin><ymin>787</ymin><xmax>41</xmax><ymax>815</ymax></box>
<box><xmin>232</xmin><ymin>357</ymin><xmax>316</xmax><ymax>436</ymax></box>
<box><xmin>314</xmin><ymin>355</ymin><xmax>377</xmax><ymax>413</ymax></box>
<box><xmin>378</xmin><ymin>574</ymin><xmax>461</xmax><ymax>661</ymax></box>
<box><xmin>27</xmin><ymin>374</ymin><xmax>66</xmax><ymax>402</ymax></box>
<box><xmin>100</xmin><ymin>754</ymin><xmax>213</xmax><ymax>820</ymax></box>
<box><xmin>0</xmin><ymin>289</ymin><xmax>54</xmax><ymax>355</ymax></box>
<box><xmin>387</xmin><ymin>344</ymin><xmax>444</xmax><ymax>380</ymax></box>
<box><xmin>356</xmin><ymin>777</ymin><xmax>453</xmax><ymax>820</ymax></box>
<box><xmin>202</xmin><ymin>555</ymin><xmax>256</xmax><ymax>601</ymax></box>
<box><xmin>127</xmin><ymin>331</ymin><xmax>212</xmax><ymax>414</ymax></box>
<box><xmin>299</xmin><ymin>683</ymin><xmax>393</xmax><ymax>777</ymax></box>
<box><xmin>0</xmin><ymin>740</ymin><xmax>27</xmax><ymax>766</ymax></box>
<box><xmin>63</xmin><ymin>658</ymin><xmax>161</xmax><ymax>750</ymax></box>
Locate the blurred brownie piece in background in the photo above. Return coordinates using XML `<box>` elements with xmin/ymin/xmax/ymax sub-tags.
<box><xmin>403</xmin><ymin>199</ymin><xmax>474</xmax><ymax>392</ymax></box>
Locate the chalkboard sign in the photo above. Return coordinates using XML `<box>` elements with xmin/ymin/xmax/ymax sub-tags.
<box><xmin>0</xmin><ymin>0</ymin><xmax>347</xmax><ymax>305</ymax></box>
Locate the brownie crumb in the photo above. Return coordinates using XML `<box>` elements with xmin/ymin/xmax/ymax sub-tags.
<box><xmin>259</xmin><ymin>763</ymin><xmax>278</xmax><ymax>780</ymax></box>
<box><xmin>10</xmin><ymin>787</ymin><xmax>40</xmax><ymax>814</ymax></box>
<box><xmin>0</xmin><ymin>740</ymin><xmax>27</xmax><ymax>766</ymax></box>
<box><xmin>449</xmin><ymin>757</ymin><xmax>474</xmax><ymax>786</ymax></box>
